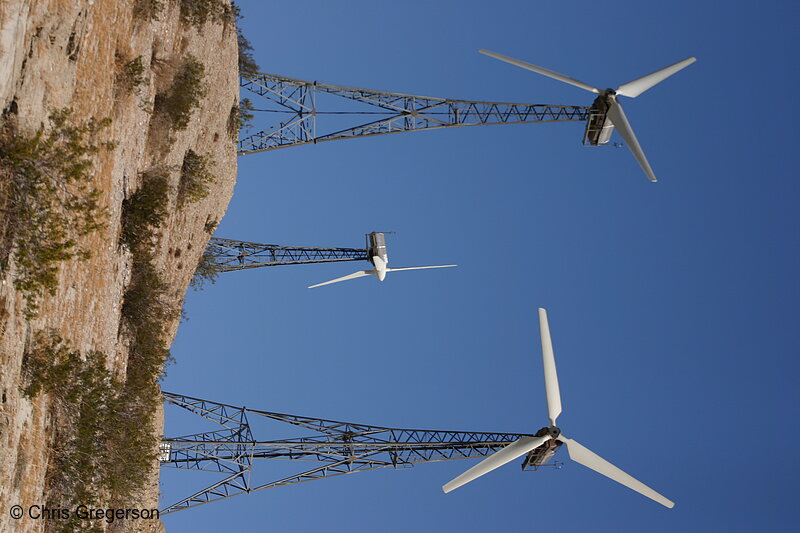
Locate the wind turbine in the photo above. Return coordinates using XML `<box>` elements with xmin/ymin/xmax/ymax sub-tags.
<box><xmin>309</xmin><ymin>232</ymin><xmax>456</xmax><ymax>288</ymax></box>
<box><xmin>442</xmin><ymin>308</ymin><xmax>675</xmax><ymax>508</ymax></box>
<box><xmin>480</xmin><ymin>49</ymin><xmax>696</xmax><ymax>182</ymax></box>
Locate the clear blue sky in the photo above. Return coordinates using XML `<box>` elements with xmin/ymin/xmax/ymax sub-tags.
<box><xmin>160</xmin><ymin>1</ymin><xmax>800</xmax><ymax>531</ymax></box>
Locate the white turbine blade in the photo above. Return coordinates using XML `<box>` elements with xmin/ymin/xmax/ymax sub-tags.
<box><xmin>442</xmin><ymin>435</ymin><xmax>551</xmax><ymax>493</ymax></box>
<box><xmin>557</xmin><ymin>435</ymin><xmax>675</xmax><ymax>508</ymax></box>
<box><xmin>385</xmin><ymin>265</ymin><xmax>457</xmax><ymax>273</ymax></box>
<box><xmin>479</xmin><ymin>49</ymin><xmax>600</xmax><ymax>94</ymax></box>
<box><xmin>606</xmin><ymin>99</ymin><xmax>658</xmax><ymax>182</ymax></box>
<box><xmin>616</xmin><ymin>57</ymin><xmax>696</xmax><ymax>98</ymax></box>
<box><xmin>538</xmin><ymin>308</ymin><xmax>562</xmax><ymax>426</ymax></box>
<box><xmin>308</xmin><ymin>270</ymin><xmax>375</xmax><ymax>289</ymax></box>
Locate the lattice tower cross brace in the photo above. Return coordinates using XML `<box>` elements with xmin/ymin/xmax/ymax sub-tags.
<box><xmin>238</xmin><ymin>72</ymin><xmax>590</xmax><ymax>154</ymax></box>
<box><xmin>204</xmin><ymin>237</ymin><xmax>369</xmax><ymax>272</ymax></box>
<box><xmin>160</xmin><ymin>392</ymin><xmax>534</xmax><ymax>514</ymax></box>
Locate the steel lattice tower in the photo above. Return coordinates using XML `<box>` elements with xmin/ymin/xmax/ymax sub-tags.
<box><xmin>160</xmin><ymin>392</ymin><xmax>535</xmax><ymax>514</ymax></box>
<box><xmin>238</xmin><ymin>72</ymin><xmax>591</xmax><ymax>154</ymax></box>
<box><xmin>205</xmin><ymin>237</ymin><xmax>368</xmax><ymax>272</ymax></box>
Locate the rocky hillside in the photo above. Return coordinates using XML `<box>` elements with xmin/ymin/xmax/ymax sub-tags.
<box><xmin>0</xmin><ymin>1</ymin><xmax>240</xmax><ymax>531</ymax></box>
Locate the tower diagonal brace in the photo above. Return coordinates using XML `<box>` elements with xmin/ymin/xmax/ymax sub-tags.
<box><xmin>161</xmin><ymin>392</ymin><xmax>533</xmax><ymax>514</ymax></box>
<box><xmin>206</xmin><ymin>237</ymin><xmax>369</xmax><ymax>272</ymax></box>
<box><xmin>239</xmin><ymin>72</ymin><xmax>591</xmax><ymax>154</ymax></box>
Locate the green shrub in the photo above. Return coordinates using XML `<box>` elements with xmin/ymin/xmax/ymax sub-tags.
<box><xmin>153</xmin><ymin>56</ymin><xmax>206</xmax><ymax>131</ymax></box>
<box><xmin>121</xmin><ymin>167</ymin><xmax>178</xmax><ymax>338</ymax></box>
<box><xmin>21</xmin><ymin>330</ymin><xmax>82</xmax><ymax>399</ymax></box>
<box><xmin>179</xmin><ymin>149</ymin><xmax>216</xmax><ymax>205</ymax></box>
<box><xmin>121</xmin><ymin>168</ymin><xmax>170</xmax><ymax>253</ymax></box>
<box><xmin>118</xmin><ymin>244</ymin><xmax>176</xmax><ymax>506</ymax></box>
<box><xmin>133</xmin><ymin>0</ymin><xmax>164</xmax><ymax>21</ymax></box>
<box><xmin>179</xmin><ymin>0</ymin><xmax>233</xmax><ymax>27</ymax></box>
<box><xmin>122</xmin><ymin>258</ymin><xmax>173</xmax><ymax>324</ymax></box>
<box><xmin>190</xmin><ymin>248</ymin><xmax>220</xmax><ymax>290</ymax></box>
<box><xmin>228</xmin><ymin>97</ymin><xmax>255</xmax><ymax>138</ymax></box>
<box><xmin>234</xmin><ymin>4</ymin><xmax>260</xmax><ymax>78</ymax></box>
<box><xmin>116</xmin><ymin>55</ymin><xmax>146</xmax><ymax>95</ymax></box>
<box><xmin>0</xmin><ymin>108</ymin><xmax>111</xmax><ymax>318</ymax></box>
<box><xmin>116</xmin><ymin>159</ymin><xmax>179</xmax><ymax>510</ymax></box>
<box><xmin>120</xmin><ymin>166</ymin><xmax>177</xmax><ymax>403</ymax></box>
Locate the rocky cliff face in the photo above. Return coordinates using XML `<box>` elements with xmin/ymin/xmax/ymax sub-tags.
<box><xmin>0</xmin><ymin>1</ymin><xmax>239</xmax><ymax>531</ymax></box>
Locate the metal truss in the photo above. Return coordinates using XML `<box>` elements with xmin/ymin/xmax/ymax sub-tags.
<box><xmin>239</xmin><ymin>72</ymin><xmax>591</xmax><ymax>154</ymax></box>
<box><xmin>161</xmin><ymin>392</ymin><xmax>533</xmax><ymax>514</ymax></box>
<box><xmin>206</xmin><ymin>237</ymin><xmax>368</xmax><ymax>272</ymax></box>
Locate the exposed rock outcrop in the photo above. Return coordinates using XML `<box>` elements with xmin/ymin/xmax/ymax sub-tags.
<box><xmin>0</xmin><ymin>1</ymin><xmax>240</xmax><ymax>531</ymax></box>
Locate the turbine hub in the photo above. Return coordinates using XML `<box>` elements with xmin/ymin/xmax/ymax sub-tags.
<box><xmin>535</xmin><ymin>426</ymin><xmax>561</xmax><ymax>439</ymax></box>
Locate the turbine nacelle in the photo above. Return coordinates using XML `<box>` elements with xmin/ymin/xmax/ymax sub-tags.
<box><xmin>479</xmin><ymin>49</ymin><xmax>696</xmax><ymax>182</ymax></box>
<box><xmin>442</xmin><ymin>308</ymin><xmax>675</xmax><ymax>509</ymax></box>
<box><xmin>372</xmin><ymin>255</ymin><xmax>388</xmax><ymax>281</ymax></box>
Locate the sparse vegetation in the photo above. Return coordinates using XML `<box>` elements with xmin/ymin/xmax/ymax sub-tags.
<box><xmin>120</xmin><ymin>168</ymin><xmax>178</xmax><ymax>336</ymax></box>
<box><xmin>233</xmin><ymin>3</ymin><xmax>260</xmax><ymax>78</ymax></box>
<box><xmin>116</xmin><ymin>166</ymin><xmax>180</xmax><ymax>516</ymax></box>
<box><xmin>179</xmin><ymin>150</ymin><xmax>216</xmax><ymax>205</ymax></box>
<box><xmin>153</xmin><ymin>56</ymin><xmax>206</xmax><ymax>131</ymax></box>
<box><xmin>115</xmin><ymin>54</ymin><xmax>146</xmax><ymax>96</ymax></box>
<box><xmin>18</xmin><ymin>164</ymin><xmax>178</xmax><ymax>524</ymax></box>
<box><xmin>21</xmin><ymin>331</ymin><xmax>159</xmax><ymax>529</ymax></box>
<box><xmin>0</xmin><ymin>108</ymin><xmax>110</xmax><ymax>318</ymax></box>
<box><xmin>179</xmin><ymin>0</ymin><xmax>234</xmax><ymax>27</ymax></box>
